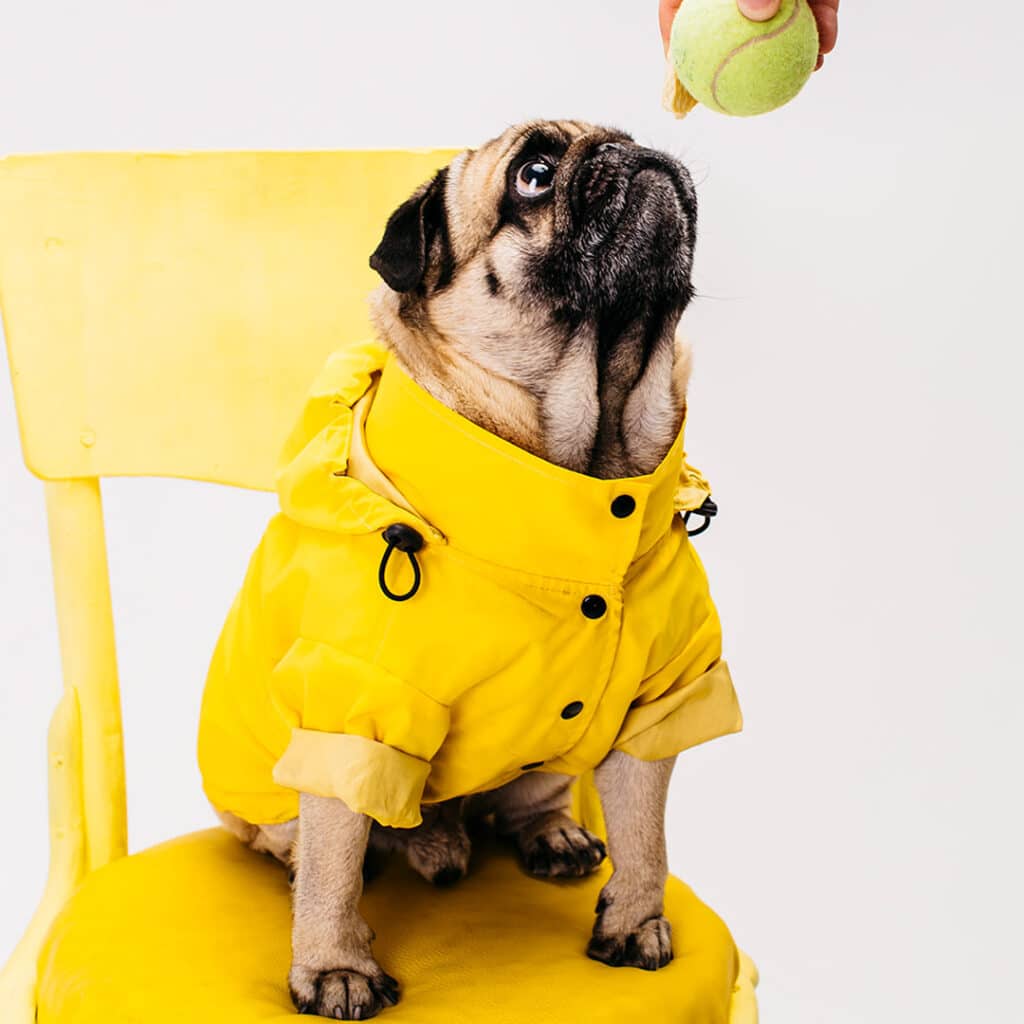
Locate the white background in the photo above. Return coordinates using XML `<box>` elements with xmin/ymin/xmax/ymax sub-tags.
<box><xmin>2</xmin><ymin>2</ymin><xmax>1022</xmax><ymax>1021</ymax></box>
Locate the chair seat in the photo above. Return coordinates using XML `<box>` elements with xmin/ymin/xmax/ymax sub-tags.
<box><xmin>37</xmin><ymin>828</ymin><xmax>751</xmax><ymax>1023</ymax></box>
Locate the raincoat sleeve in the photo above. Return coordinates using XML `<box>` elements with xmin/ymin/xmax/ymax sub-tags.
<box><xmin>270</xmin><ymin>639</ymin><xmax>450</xmax><ymax>829</ymax></box>
<box><xmin>612</xmin><ymin>615</ymin><xmax>742</xmax><ymax>762</ymax></box>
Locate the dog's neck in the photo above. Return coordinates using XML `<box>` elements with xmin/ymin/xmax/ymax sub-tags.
<box><xmin>536</xmin><ymin>321</ymin><xmax>690</xmax><ymax>478</ymax></box>
<box><xmin>374</xmin><ymin>304</ymin><xmax>690</xmax><ymax>479</ymax></box>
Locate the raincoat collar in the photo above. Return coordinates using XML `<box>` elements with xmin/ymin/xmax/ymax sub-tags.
<box><xmin>364</xmin><ymin>355</ymin><xmax>691</xmax><ymax>584</ymax></box>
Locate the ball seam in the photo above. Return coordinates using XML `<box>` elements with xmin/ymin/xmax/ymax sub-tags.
<box><xmin>710</xmin><ymin>0</ymin><xmax>808</xmax><ymax>115</ymax></box>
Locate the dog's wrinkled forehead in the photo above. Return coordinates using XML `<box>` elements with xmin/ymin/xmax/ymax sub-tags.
<box><xmin>444</xmin><ymin>120</ymin><xmax>627</xmax><ymax>262</ymax></box>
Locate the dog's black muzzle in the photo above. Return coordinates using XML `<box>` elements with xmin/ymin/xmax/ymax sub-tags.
<box><xmin>568</xmin><ymin>142</ymin><xmax>694</xmax><ymax>233</ymax></box>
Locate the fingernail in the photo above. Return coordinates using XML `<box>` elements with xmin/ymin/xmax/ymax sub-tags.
<box><xmin>737</xmin><ymin>0</ymin><xmax>782</xmax><ymax>21</ymax></box>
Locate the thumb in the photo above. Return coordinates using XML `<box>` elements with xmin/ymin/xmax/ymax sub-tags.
<box><xmin>736</xmin><ymin>0</ymin><xmax>782</xmax><ymax>21</ymax></box>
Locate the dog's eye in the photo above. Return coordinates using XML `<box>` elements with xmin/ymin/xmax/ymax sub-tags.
<box><xmin>515</xmin><ymin>157</ymin><xmax>556</xmax><ymax>198</ymax></box>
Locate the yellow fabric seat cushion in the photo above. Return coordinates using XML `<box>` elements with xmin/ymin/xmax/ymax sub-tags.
<box><xmin>36</xmin><ymin>829</ymin><xmax>751</xmax><ymax>1023</ymax></box>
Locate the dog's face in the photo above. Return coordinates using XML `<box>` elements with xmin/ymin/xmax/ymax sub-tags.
<box><xmin>369</xmin><ymin>120</ymin><xmax>698</xmax><ymax>474</ymax></box>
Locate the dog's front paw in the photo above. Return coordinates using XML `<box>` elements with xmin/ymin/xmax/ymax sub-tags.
<box><xmin>289</xmin><ymin>964</ymin><xmax>400</xmax><ymax>1019</ymax></box>
<box><xmin>519</xmin><ymin>816</ymin><xmax>607</xmax><ymax>878</ymax></box>
<box><xmin>587</xmin><ymin>914</ymin><xmax>673</xmax><ymax>971</ymax></box>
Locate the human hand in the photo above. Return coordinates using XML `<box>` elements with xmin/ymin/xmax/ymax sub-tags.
<box><xmin>658</xmin><ymin>0</ymin><xmax>839</xmax><ymax>70</ymax></box>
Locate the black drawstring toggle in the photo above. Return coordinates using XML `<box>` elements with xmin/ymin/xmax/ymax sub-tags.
<box><xmin>683</xmin><ymin>496</ymin><xmax>718</xmax><ymax>537</ymax></box>
<box><xmin>378</xmin><ymin>523</ymin><xmax>424</xmax><ymax>602</ymax></box>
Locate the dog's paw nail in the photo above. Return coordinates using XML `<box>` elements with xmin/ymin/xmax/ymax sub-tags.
<box><xmin>587</xmin><ymin>915</ymin><xmax>673</xmax><ymax>971</ymax></box>
<box><xmin>290</xmin><ymin>965</ymin><xmax>400</xmax><ymax>1019</ymax></box>
<box><xmin>522</xmin><ymin>822</ymin><xmax>607</xmax><ymax>879</ymax></box>
<box><xmin>378</xmin><ymin>973</ymin><xmax>401</xmax><ymax>1007</ymax></box>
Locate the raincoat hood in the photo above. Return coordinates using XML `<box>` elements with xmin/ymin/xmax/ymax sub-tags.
<box><xmin>199</xmin><ymin>338</ymin><xmax>741</xmax><ymax>829</ymax></box>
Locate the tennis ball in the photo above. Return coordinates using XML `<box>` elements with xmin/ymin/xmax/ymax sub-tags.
<box><xmin>670</xmin><ymin>0</ymin><xmax>820</xmax><ymax>117</ymax></box>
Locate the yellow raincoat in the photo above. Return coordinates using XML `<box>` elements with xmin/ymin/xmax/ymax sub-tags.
<box><xmin>198</xmin><ymin>339</ymin><xmax>742</xmax><ymax>829</ymax></box>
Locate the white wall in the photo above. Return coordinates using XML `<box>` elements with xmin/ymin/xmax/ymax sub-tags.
<box><xmin>2</xmin><ymin>2</ymin><xmax>1021</xmax><ymax>1021</ymax></box>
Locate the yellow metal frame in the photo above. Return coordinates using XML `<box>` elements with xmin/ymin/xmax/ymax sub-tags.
<box><xmin>0</xmin><ymin>151</ymin><xmax>757</xmax><ymax>1022</ymax></box>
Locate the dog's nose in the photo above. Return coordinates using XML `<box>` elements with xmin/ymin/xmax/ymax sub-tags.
<box><xmin>596</xmin><ymin>142</ymin><xmax>624</xmax><ymax>155</ymax></box>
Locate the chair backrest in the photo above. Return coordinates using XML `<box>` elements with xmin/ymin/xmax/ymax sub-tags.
<box><xmin>0</xmin><ymin>150</ymin><xmax>459</xmax><ymax>1019</ymax></box>
<box><xmin>0</xmin><ymin>150</ymin><xmax>458</xmax><ymax>488</ymax></box>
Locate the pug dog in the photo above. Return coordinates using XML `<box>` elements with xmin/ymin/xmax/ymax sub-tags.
<box><xmin>220</xmin><ymin>119</ymin><xmax>703</xmax><ymax>1019</ymax></box>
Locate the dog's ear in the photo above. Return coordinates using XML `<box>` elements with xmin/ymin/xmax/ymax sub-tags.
<box><xmin>370</xmin><ymin>170</ymin><xmax>449</xmax><ymax>293</ymax></box>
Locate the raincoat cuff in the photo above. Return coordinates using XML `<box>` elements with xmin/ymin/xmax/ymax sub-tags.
<box><xmin>272</xmin><ymin>728</ymin><xmax>430</xmax><ymax>828</ymax></box>
<box><xmin>613</xmin><ymin>660</ymin><xmax>742</xmax><ymax>761</ymax></box>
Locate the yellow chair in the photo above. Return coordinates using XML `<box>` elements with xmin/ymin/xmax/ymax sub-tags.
<box><xmin>0</xmin><ymin>151</ymin><xmax>758</xmax><ymax>1023</ymax></box>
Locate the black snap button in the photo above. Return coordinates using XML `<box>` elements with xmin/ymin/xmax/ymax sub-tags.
<box><xmin>521</xmin><ymin>761</ymin><xmax>544</xmax><ymax>771</ymax></box>
<box><xmin>561</xmin><ymin>701</ymin><xmax>584</xmax><ymax>720</ymax></box>
<box><xmin>611</xmin><ymin>495</ymin><xmax>636</xmax><ymax>518</ymax></box>
<box><xmin>580</xmin><ymin>594</ymin><xmax>607</xmax><ymax>619</ymax></box>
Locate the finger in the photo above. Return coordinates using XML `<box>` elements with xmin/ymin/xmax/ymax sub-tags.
<box><xmin>810</xmin><ymin>3</ymin><xmax>839</xmax><ymax>55</ymax></box>
<box><xmin>659</xmin><ymin>0</ymin><xmax>684</xmax><ymax>53</ymax></box>
<box><xmin>736</xmin><ymin>0</ymin><xmax>782</xmax><ymax>22</ymax></box>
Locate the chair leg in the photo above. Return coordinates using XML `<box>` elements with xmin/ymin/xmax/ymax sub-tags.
<box><xmin>44</xmin><ymin>478</ymin><xmax>127</xmax><ymax>872</ymax></box>
<box><xmin>730</xmin><ymin>952</ymin><xmax>760</xmax><ymax>1023</ymax></box>
<box><xmin>0</xmin><ymin>689</ymin><xmax>88</xmax><ymax>1023</ymax></box>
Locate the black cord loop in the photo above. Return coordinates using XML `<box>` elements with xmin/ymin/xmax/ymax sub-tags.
<box><xmin>683</xmin><ymin>496</ymin><xmax>718</xmax><ymax>537</ymax></box>
<box><xmin>378</xmin><ymin>523</ymin><xmax>424</xmax><ymax>602</ymax></box>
